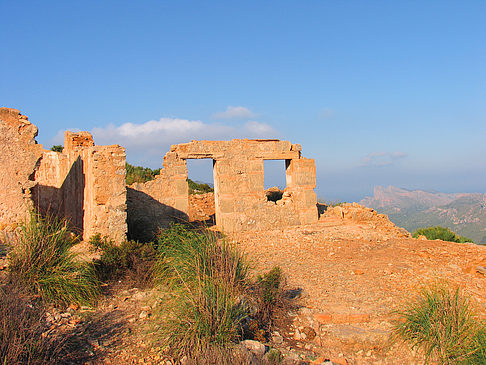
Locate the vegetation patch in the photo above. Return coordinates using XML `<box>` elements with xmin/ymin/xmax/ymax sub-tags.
<box><xmin>91</xmin><ymin>234</ymin><xmax>157</xmax><ymax>287</ymax></box>
<box><xmin>188</xmin><ymin>178</ymin><xmax>214</xmax><ymax>194</ymax></box>
<box><xmin>152</xmin><ymin>224</ymin><xmax>287</xmax><ymax>363</ymax></box>
<box><xmin>413</xmin><ymin>226</ymin><xmax>474</xmax><ymax>243</ymax></box>
<box><xmin>7</xmin><ymin>212</ymin><xmax>100</xmax><ymax>306</ymax></box>
<box><xmin>392</xmin><ymin>284</ymin><xmax>486</xmax><ymax>364</ymax></box>
<box><xmin>0</xmin><ymin>283</ymin><xmax>65</xmax><ymax>364</ymax></box>
<box><xmin>126</xmin><ymin>162</ymin><xmax>161</xmax><ymax>185</ymax></box>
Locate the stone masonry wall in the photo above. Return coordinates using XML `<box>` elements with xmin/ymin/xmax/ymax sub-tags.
<box><xmin>0</xmin><ymin>108</ymin><xmax>127</xmax><ymax>242</ymax></box>
<box><xmin>1</xmin><ymin>107</ymin><xmax>317</xmax><ymax>241</ymax></box>
<box><xmin>0</xmin><ymin>108</ymin><xmax>44</xmax><ymax>231</ymax></box>
<box><xmin>129</xmin><ymin>139</ymin><xmax>318</xmax><ymax>235</ymax></box>
<box><xmin>33</xmin><ymin>132</ymin><xmax>127</xmax><ymax>242</ymax></box>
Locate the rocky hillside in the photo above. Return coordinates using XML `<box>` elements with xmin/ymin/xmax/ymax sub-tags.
<box><xmin>361</xmin><ymin>186</ymin><xmax>486</xmax><ymax>244</ymax></box>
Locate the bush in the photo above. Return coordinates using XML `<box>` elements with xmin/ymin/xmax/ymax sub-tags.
<box><xmin>126</xmin><ymin>162</ymin><xmax>161</xmax><ymax>185</ymax></box>
<box><xmin>392</xmin><ymin>284</ymin><xmax>486</xmax><ymax>364</ymax></box>
<box><xmin>413</xmin><ymin>226</ymin><xmax>474</xmax><ymax>243</ymax></box>
<box><xmin>188</xmin><ymin>178</ymin><xmax>214</xmax><ymax>194</ymax></box>
<box><xmin>92</xmin><ymin>235</ymin><xmax>157</xmax><ymax>287</ymax></box>
<box><xmin>153</xmin><ymin>224</ymin><xmax>249</xmax><ymax>362</ymax></box>
<box><xmin>0</xmin><ymin>284</ymin><xmax>64</xmax><ymax>364</ymax></box>
<box><xmin>7</xmin><ymin>212</ymin><xmax>100</xmax><ymax>306</ymax></box>
<box><xmin>50</xmin><ymin>145</ymin><xmax>63</xmax><ymax>152</ymax></box>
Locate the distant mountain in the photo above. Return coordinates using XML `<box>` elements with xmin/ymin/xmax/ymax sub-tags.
<box><xmin>360</xmin><ymin>186</ymin><xmax>486</xmax><ymax>245</ymax></box>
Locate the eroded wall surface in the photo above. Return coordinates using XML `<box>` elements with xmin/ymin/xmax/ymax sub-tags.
<box><xmin>0</xmin><ymin>108</ymin><xmax>44</xmax><ymax>231</ymax></box>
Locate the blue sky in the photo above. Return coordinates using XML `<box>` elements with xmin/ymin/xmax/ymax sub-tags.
<box><xmin>1</xmin><ymin>0</ymin><xmax>485</xmax><ymax>202</ymax></box>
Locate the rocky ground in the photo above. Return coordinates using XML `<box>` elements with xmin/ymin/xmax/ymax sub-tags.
<box><xmin>230</xmin><ymin>204</ymin><xmax>486</xmax><ymax>364</ymax></box>
<box><xmin>2</xmin><ymin>203</ymin><xmax>485</xmax><ymax>364</ymax></box>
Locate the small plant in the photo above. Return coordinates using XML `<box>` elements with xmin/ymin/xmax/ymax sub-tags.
<box><xmin>249</xmin><ymin>266</ymin><xmax>285</xmax><ymax>339</ymax></box>
<box><xmin>153</xmin><ymin>225</ymin><xmax>294</xmax><ymax>362</ymax></box>
<box><xmin>92</xmin><ymin>235</ymin><xmax>157</xmax><ymax>286</ymax></box>
<box><xmin>413</xmin><ymin>226</ymin><xmax>474</xmax><ymax>243</ymax></box>
<box><xmin>392</xmin><ymin>284</ymin><xmax>486</xmax><ymax>364</ymax></box>
<box><xmin>7</xmin><ymin>212</ymin><xmax>100</xmax><ymax>306</ymax></box>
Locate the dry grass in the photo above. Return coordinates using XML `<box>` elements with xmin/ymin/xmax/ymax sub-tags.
<box><xmin>0</xmin><ymin>283</ymin><xmax>65</xmax><ymax>364</ymax></box>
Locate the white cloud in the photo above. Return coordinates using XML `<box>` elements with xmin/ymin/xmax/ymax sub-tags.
<box><xmin>212</xmin><ymin>106</ymin><xmax>255</xmax><ymax>120</ymax></box>
<box><xmin>90</xmin><ymin>117</ymin><xmax>279</xmax><ymax>167</ymax></box>
<box><xmin>244</xmin><ymin>121</ymin><xmax>276</xmax><ymax>135</ymax></box>
<box><xmin>360</xmin><ymin>151</ymin><xmax>407</xmax><ymax>167</ymax></box>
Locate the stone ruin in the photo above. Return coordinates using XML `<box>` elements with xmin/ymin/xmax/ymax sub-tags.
<box><xmin>0</xmin><ymin>108</ymin><xmax>318</xmax><ymax>242</ymax></box>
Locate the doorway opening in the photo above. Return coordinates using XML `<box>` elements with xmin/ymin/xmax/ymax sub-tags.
<box><xmin>186</xmin><ymin>159</ymin><xmax>216</xmax><ymax>225</ymax></box>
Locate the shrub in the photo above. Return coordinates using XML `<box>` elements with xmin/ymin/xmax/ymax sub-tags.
<box><xmin>251</xmin><ymin>266</ymin><xmax>285</xmax><ymax>338</ymax></box>
<box><xmin>413</xmin><ymin>226</ymin><xmax>474</xmax><ymax>243</ymax></box>
<box><xmin>153</xmin><ymin>224</ymin><xmax>249</xmax><ymax>362</ymax></box>
<box><xmin>188</xmin><ymin>178</ymin><xmax>214</xmax><ymax>194</ymax></box>
<box><xmin>126</xmin><ymin>162</ymin><xmax>161</xmax><ymax>185</ymax></box>
<box><xmin>92</xmin><ymin>235</ymin><xmax>157</xmax><ymax>287</ymax></box>
<box><xmin>392</xmin><ymin>284</ymin><xmax>486</xmax><ymax>364</ymax></box>
<box><xmin>0</xmin><ymin>283</ymin><xmax>64</xmax><ymax>364</ymax></box>
<box><xmin>50</xmin><ymin>145</ymin><xmax>63</xmax><ymax>152</ymax></box>
<box><xmin>7</xmin><ymin>212</ymin><xmax>100</xmax><ymax>306</ymax></box>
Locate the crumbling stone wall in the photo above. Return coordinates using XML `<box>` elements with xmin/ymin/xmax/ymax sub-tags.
<box><xmin>1</xmin><ymin>107</ymin><xmax>318</xmax><ymax>242</ymax></box>
<box><xmin>0</xmin><ymin>108</ymin><xmax>126</xmax><ymax>242</ymax></box>
<box><xmin>129</xmin><ymin>139</ymin><xmax>318</xmax><ymax>234</ymax></box>
<box><xmin>0</xmin><ymin>108</ymin><xmax>44</xmax><ymax>231</ymax></box>
<box><xmin>33</xmin><ymin>132</ymin><xmax>127</xmax><ymax>242</ymax></box>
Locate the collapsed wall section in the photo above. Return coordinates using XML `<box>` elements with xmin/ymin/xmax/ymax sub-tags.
<box><xmin>127</xmin><ymin>151</ymin><xmax>188</xmax><ymax>241</ymax></box>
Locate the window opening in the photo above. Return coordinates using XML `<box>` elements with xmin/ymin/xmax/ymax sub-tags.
<box><xmin>263</xmin><ymin>160</ymin><xmax>287</xmax><ymax>202</ymax></box>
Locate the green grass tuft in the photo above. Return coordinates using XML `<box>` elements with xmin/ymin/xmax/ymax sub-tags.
<box><xmin>392</xmin><ymin>284</ymin><xmax>486</xmax><ymax>364</ymax></box>
<box><xmin>7</xmin><ymin>212</ymin><xmax>100</xmax><ymax>306</ymax></box>
<box><xmin>153</xmin><ymin>224</ymin><xmax>249</xmax><ymax>361</ymax></box>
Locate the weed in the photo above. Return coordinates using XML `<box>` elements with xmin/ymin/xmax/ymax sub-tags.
<box><xmin>247</xmin><ymin>266</ymin><xmax>286</xmax><ymax>340</ymax></box>
<box><xmin>392</xmin><ymin>284</ymin><xmax>486</xmax><ymax>364</ymax></box>
<box><xmin>7</xmin><ymin>212</ymin><xmax>100</xmax><ymax>306</ymax></box>
<box><xmin>153</xmin><ymin>225</ymin><xmax>293</xmax><ymax>362</ymax></box>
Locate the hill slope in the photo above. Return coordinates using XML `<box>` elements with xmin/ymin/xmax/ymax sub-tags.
<box><xmin>360</xmin><ymin>186</ymin><xmax>486</xmax><ymax>244</ymax></box>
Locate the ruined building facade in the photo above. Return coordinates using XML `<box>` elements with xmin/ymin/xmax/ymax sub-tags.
<box><xmin>0</xmin><ymin>108</ymin><xmax>318</xmax><ymax>242</ymax></box>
